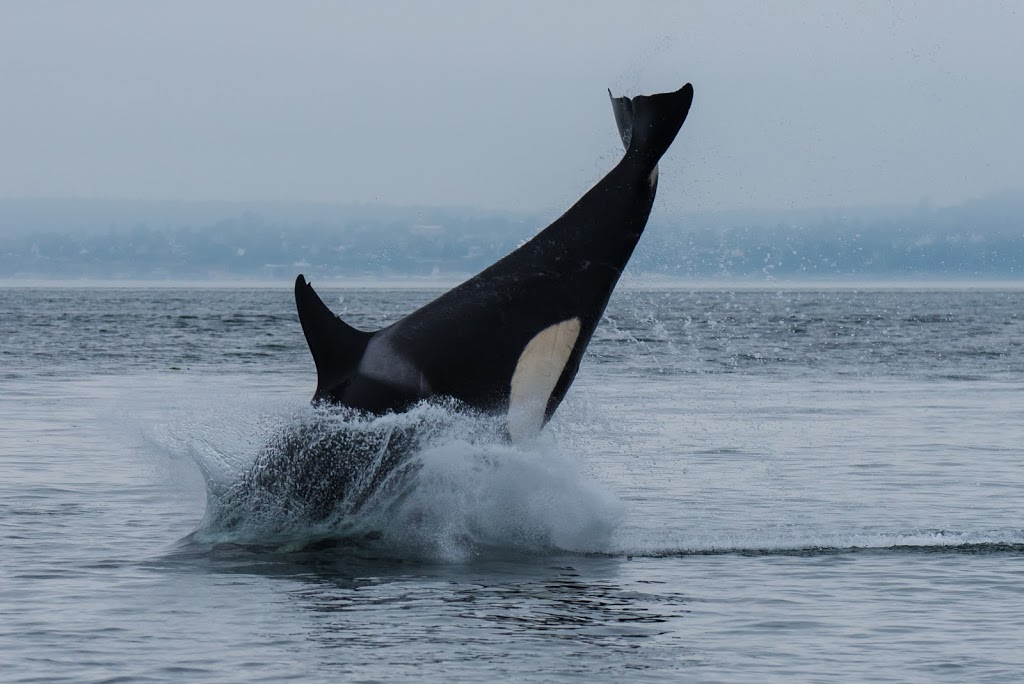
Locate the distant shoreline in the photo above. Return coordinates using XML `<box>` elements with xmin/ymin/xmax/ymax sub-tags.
<box><xmin>2</xmin><ymin>277</ymin><xmax>1022</xmax><ymax>290</ymax></box>
<box><xmin>4</xmin><ymin>195</ymin><xmax>1022</xmax><ymax>283</ymax></box>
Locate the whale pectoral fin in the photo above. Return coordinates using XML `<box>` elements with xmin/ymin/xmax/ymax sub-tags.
<box><xmin>295</xmin><ymin>275</ymin><xmax>373</xmax><ymax>402</ymax></box>
<box><xmin>507</xmin><ymin>318</ymin><xmax>582</xmax><ymax>443</ymax></box>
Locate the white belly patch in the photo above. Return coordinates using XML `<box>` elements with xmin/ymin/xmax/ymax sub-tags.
<box><xmin>507</xmin><ymin>317</ymin><xmax>581</xmax><ymax>443</ymax></box>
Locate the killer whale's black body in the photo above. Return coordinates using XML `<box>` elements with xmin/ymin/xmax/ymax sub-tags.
<box><xmin>295</xmin><ymin>83</ymin><xmax>693</xmax><ymax>440</ymax></box>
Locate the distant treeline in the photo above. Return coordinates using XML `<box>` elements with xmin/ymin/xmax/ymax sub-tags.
<box><xmin>1</xmin><ymin>195</ymin><xmax>1022</xmax><ymax>280</ymax></box>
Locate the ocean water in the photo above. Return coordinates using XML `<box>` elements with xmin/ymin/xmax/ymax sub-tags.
<box><xmin>2</xmin><ymin>285</ymin><xmax>1023</xmax><ymax>682</ymax></box>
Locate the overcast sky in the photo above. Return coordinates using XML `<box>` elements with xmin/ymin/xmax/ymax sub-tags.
<box><xmin>1</xmin><ymin>1</ymin><xmax>1022</xmax><ymax>214</ymax></box>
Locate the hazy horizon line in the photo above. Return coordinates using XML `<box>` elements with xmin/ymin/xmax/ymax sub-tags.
<box><xmin>4</xmin><ymin>276</ymin><xmax>1023</xmax><ymax>291</ymax></box>
<box><xmin>3</xmin><ymin>188</ymin><xmax>1023</xmax><ymax>218</ymax></box>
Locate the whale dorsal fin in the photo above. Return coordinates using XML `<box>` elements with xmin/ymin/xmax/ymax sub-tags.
<box><xmin>294</xmin><ymin>275</ymin><xmax>372</xmax><ymax>402</ymax></box>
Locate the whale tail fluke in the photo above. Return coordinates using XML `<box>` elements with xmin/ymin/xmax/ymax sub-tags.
<box><xmin>609</xmin><ymin>83</ymin><xmax>693</xmax><ymax>167</ymax></box>
<box><xmin>295</xmin><ymin>275</ymin><xmax>372</xmax><ymax>402</ymax></box>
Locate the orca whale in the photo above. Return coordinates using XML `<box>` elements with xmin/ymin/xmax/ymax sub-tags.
<box><xmin>295</xmin><ymin>83</ymin><xmax>693</xmax><ymax>442</ymax></box>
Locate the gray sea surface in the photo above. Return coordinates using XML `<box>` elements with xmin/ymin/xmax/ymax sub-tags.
<box><xmin>2</xmin><ymin>285</ymin><xmax>1023</xmax><ymax>682</ymax></box>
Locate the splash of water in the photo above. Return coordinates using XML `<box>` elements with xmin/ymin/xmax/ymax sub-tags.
<box><xmin>169</xmin><ymin>397</ymin><xmax>624</xmax><ymax>561</ymax></box>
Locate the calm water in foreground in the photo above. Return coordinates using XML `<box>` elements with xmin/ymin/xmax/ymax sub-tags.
<box><xmin>2</xmin><ymin>286</ymin><xmax>1023</xmax><ymax>682</ymax></box>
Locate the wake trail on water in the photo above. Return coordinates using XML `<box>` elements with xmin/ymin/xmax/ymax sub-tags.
<box><xmin>609</xmin><ymin>528</ymin><xmax>1024</xmax><ymax>558</ymax></box>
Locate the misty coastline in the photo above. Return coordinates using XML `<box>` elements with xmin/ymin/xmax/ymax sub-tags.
<box><xmin>1</xmin><ymin>194</ymin><xmax>1022</xmax><ymax>283</ymax></box>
